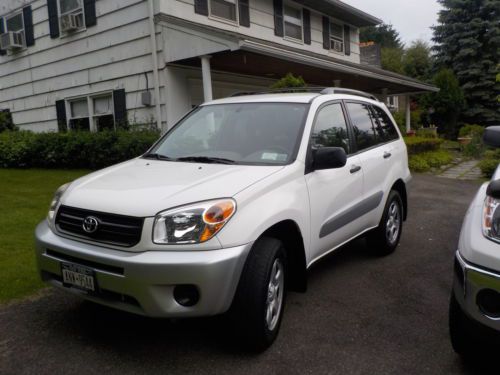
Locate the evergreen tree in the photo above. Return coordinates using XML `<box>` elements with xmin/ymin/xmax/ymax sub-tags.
<box><xmin>433</xmin><ymin>0</ymin><xmax>500</xmax><ymax>126</ymax></box>
<box><xmin>360</xmin><ymin>23</ymin><xmax>404</xmax><ymax>49</ymax></box>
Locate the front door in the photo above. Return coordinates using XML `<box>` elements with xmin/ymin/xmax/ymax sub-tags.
<box><xmin>305</xmin><ymin>102</ymin><xmax>364</xmax><ymax>264</ymax></box>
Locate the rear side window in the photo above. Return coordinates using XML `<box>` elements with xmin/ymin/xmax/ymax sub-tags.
<box><xmin>345</xmin><ymin>102</ymin><xmax>377</xmax><ymax>151</ymax></box>
<box><xmin>371</xmin><ymin>105</ymin><xmax>399</xmax><ymax>141</ymax></box>
<box><xmin>311</xmin><ymin>103</ymin><xmax>350</xmax><ymax>154</ymax></box>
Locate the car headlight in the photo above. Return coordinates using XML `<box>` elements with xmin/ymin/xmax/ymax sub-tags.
<box><xmin>483</xmin><ymin>195</ymin><xmax>500</xmax><ymax>241</ymax></box>
<box><xmin>153</xmin><ymin>199</ymin><xmax>236</xmax><ymax>244</ymax></box>
<box><xmin>47</xmin><ymin>183</ymin><xmax>71</xmax><ymax>224</ymax></box>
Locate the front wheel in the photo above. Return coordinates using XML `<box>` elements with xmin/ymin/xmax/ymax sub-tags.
<box><xmin>367</xmin><ymin>190</ymin><xmax>403</xmax><ymax>256</ymax></box>
<box><xmin>229</xmin><ymin>237</ymin><xmax>287</xmax><ymax>352</ymax></box>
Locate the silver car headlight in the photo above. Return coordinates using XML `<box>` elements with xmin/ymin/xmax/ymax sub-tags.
<box><xmin>483</xmin><ymin>195</ymin><xmax>500</xmax><ymax>241</ymax></box>
<box><xmin>152</xmin><ymin>199</ymin><xmax>236</xmax><ymax>244</ymax></box>
<box><xmin>47</xmin><ymin>183</ymin><xmax>71</xmax><ymax>226</ymax></box>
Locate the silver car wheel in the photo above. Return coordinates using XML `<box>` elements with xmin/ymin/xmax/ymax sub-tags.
<box><xmin>386</xmin><ymin>201</ymin><xmax>401</xmax><ymax>245</ymax></box>
<box><xmin>265</xmin><ymin>258</ymin><xmax>284</xmax><ymax>331</ymax></box>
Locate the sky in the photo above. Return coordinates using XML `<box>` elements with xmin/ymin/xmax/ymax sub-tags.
<box><xmin>345</xmin><ymin>0</ymin><xmax>443</xmax><ymax>46</ymax></box>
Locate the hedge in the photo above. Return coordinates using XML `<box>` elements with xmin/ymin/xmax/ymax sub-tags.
<box><xmin>408</xmin><ymin>150</ymin><xmax>453</xmax><ymax>173</ymax></box>
<box><xmin>404</xmin><ymin>136</ymin><xmax>443</xmax><ymax>155</ymax></box>
<box><xmin>0</xmin><ymin>130</ymin><xmax>160</xmax><ymax>169</ymax></box>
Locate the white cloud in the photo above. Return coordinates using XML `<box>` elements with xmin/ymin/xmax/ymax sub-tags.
<box><xmin>345</xmin><ymin>0</ymin><xmax>443</xmax><ymax>45</ymax></box>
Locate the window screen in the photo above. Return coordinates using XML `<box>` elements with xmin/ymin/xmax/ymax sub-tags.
<box><xmin>210</xmin><ymin>0</ymin><xmax>237</xmax><ymax>22</ymax></box>
<box><xmin>284</xmin><ymin>4</ymin><xmax>302</xmax><ymax>40</ymax></box>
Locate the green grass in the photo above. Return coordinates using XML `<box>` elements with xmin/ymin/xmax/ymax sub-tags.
<box><xmin>0</xmin><ymin>169</ymin><xmax>89</xmax><ymax>303</ymax></box>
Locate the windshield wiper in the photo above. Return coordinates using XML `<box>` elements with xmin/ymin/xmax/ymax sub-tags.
<box><xmin>142</xmin><ymin>153</ymin><xmax>174</xmax><ymax>161</ymax></box>
<box><xmin>176</xmin><ymin>156</ymin><xmax>236</xmax><ymax>164</ymax></box>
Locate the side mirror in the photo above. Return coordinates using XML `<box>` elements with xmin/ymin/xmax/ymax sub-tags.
<box><xmin>313</xmin><ymin>147</ymin><xmax>347</xmax><ymax>170</ymax></box>
<box><xmin>483</xmin><ymin>126</ymin><xmax>500</xmax><ymax>148</ymax></box>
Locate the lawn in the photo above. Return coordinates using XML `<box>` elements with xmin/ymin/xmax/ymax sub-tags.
<box><xmin>0</xmin><ymin>169</ymin><xmax>90</xmax><ymax>304</ymax></box>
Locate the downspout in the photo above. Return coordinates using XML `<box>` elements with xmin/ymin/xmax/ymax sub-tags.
<box><xmin>148</xmin><ymin>0</ymin><xmax>162</xmax><ymax>131</ymax></box>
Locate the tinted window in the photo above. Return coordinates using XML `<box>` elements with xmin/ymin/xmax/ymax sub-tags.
<box><xmin>311</xmin><ymin>103</ymin><xmax>350</xmax><ymax>154</ymax></box>
<box><xmin>151</xmin><ymin>103</ymin><xmax>309</xmax><ymax>165</ymax></box>
<box><xmin>371</xmin><ymin>105</ymin><xmax>399</xmax><ymax>141</ymax></box>
<box><xmin>346</xmin><ymin>102</ymin><xmax>377</xmax><ymax>151</ymax></box>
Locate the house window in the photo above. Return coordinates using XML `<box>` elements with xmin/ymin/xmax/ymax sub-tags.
<box><xmin>283</xmin><ymin>3</ymin><xmax>302</xmax><ymax>41</ymax></box>
<box><xmin>68</xmin><ymin>94</ymin><xmax>115</xmax><ymax>132</ymax></box>
<box><xmin>58</xmin><ymin>0</ymin><xmax>85</xmax><ymax>34</ymax></box>
<box><xmin>5</xmin><ymin>12</ymin><xmax>26</xmax><ymax>47</ymax></box>
<box><xmin>210</xmin><ymin>0</ymin><xmax>238</xmax><ymax>23</ymax></box>
<box><xmin>329</xmin><ymin>21</ymin><xmax>344</xmax><ymax>53</ymax></box>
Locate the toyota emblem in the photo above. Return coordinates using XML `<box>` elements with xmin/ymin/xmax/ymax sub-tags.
<box><xmin>82</xmin><ymin>216</ymin><xmax>99</xmax><ymax>233</ymax></box>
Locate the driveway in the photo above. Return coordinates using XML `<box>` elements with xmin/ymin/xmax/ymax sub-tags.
<box><xmin>0</xmin><ymin>174</ymin><xmax>487</xmax><ymax>374</ymax></box>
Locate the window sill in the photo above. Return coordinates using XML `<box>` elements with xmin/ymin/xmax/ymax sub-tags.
<box><xmin>58</xmin><ymin>27</ymin><xmax>87</xmax><ymax>39</ymax></box>
<box><xmin>283</xmin><ymin>36</ymin><xmax>304</xmax><ymax>45</ymax></box>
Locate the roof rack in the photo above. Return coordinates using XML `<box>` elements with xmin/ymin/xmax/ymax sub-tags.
<box><xmin>230</xmin><ymin>87</ymin><xmax>379</xmax><ymax>101</ymax></box>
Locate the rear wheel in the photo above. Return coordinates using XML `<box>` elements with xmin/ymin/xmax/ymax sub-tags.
<box><xmin>229</xmin><ymin>237</ymin><xmax>287</xmax><ymax>352</ymax></box>
<box><xmin>367</xmin><ymin>190</ymin><xmax>403</xmax><ymax>256</ymax></box>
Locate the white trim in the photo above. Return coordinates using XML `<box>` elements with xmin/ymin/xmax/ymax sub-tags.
<box><xmin>57</xmin><ymin>0</ymin><xmax>86</xmax><ymax>37</ymax></box>
<box><xmin>328</xmin><ymin>19</ymin><xmax>344</xmax><ymax>55</ymax></box>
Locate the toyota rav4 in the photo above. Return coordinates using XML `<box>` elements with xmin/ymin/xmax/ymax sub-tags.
<box><xmin>35</xmin><ymin>88</ymin><xmax>411</xmax><ymax>351</ymax></box>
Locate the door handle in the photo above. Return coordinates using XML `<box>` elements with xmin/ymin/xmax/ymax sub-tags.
<box><xmin>350</xmin><ymin>165</ymin><xmax>361</xmax><ymax>174</ymax></box>
<box><xmin>383</xmin><ymin>151</ymin><xmax>392</xmax><ymax>159</ymax></box>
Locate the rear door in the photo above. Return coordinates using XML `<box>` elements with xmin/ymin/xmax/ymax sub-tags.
<box><xmin>305</xmin><ymin>102</ymin><xmax>364</xmax><ymax>263</ymax></box>
<box><xmin>344</xmin><ymin>101</ymin><xmax>396</xmax><ymax>228</ymax></box>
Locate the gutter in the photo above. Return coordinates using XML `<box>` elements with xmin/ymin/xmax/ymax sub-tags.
<box><xmin>148</xmin><ymin>0</ymin><xmax>163</xmax><ymax>131</ymax></box>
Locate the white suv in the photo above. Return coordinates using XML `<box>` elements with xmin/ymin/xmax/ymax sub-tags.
<box><xmin>35</xmin><ymin>88</ymin><xmax>411</xmax><ymax>350</ymax></box>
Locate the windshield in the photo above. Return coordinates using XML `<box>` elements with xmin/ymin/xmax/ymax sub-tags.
<box><xmin>148</xmin><ymin>102</ymin><xmax>309</xmax><ymax>165</ymax></box>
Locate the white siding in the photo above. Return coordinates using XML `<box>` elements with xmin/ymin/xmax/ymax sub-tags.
<box><xmin>0</xmin><ymin>0</ymin><xmax>164</xmax><ymax>131</ymax></box>
<box><xmin>161</xmin><ymin>0</ymin><xmax>361</xmax><ymax>64</ymax></box>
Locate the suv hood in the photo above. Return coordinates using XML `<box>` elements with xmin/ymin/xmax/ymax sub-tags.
<box><xmin>62</xmin><ymin>158</ymin><xmax>284</xmax><ymax>217</ymax></box>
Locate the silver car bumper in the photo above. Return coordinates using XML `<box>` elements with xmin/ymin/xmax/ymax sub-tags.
<box><xmin>35</xmin><ymin>220</ymin><xmax>252</xmax><ymax>317</ymax></box>
<box><xmin>453</xmin><ymin>251</ymin><xmax>500</xmax><ymax>332</ymax></box>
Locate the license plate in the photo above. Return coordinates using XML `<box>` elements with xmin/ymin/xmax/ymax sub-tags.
<box><xmin>61</xmin><ymin>262</ymin><xmax>96</xmax><ymax>292</ymax></box>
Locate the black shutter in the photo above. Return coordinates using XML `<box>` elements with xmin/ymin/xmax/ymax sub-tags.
<box><xmin>344</xmin><ymin>25</ymin><xmax>351</xmax><ymax>56</ymax></box>
<box><xmin>113</xmin><ymin>89</ymin><xmax>127</xmax><ymax>128</ymax></box>
<box><xmin>47</xmin><ymin>0</ymin><xmax>59</xmax><ymax>39</ymax></box>
<box><xmin>194</xmin><ymin>0</ymin><xmax>209</xmax><ymax>16</ymax></box>
<box><xmin>55</xmin><ymin>100</ymin><xmax>67</xmax><ymax>132</ymax></box>
<box><xmin>273</xmin><ymin>0</ymin><xmax>283</xmax><ymax>37</ymax></box>
<box><xmin>303</xmin><ymin>9</ymin><xmax>311</xmax><ymax>45</ymax></box>
<box><xmin>23</xmin><ymin>6</ymin><xmax>35</xmax><ymax>47</ymax></box>
<box><xmin>0</xmin><ymin>18</ymin><xmax>6</xmax><ymax>56</ymax></box>
<box><xmin>322</xmin><ymin>16</ymin><xmax>330</xmax><ymax>50</ymax></box>
<box><xmin>239</xmin><ymin>0</ymin><xmax>250</xmax><ymax>27</ymax></box>
<box><xmin>84</xmin><ymin>0</ymin><xmax>97</xmax><ymax>27</ymax></box>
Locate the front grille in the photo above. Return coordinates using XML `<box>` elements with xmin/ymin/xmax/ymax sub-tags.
<box><xmin>55</xmin><ymin>205</ymin><xmax>144</xmax><ymax>247</ymax></box>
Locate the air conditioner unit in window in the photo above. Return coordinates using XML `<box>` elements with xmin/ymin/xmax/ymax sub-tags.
<box><xmin>0</xmin><ymin>31</ymin><xmax>24</xmax><ymax>51</ymax></box>
<box><xmin>331</xmin><ymin>40</ymin><xmax>344</xmax><ymax>53</ymax></box>
<box><xmin>60</xmin><ymin>12</ymin><xmax>83</xmax><ymax>32</ymax></box>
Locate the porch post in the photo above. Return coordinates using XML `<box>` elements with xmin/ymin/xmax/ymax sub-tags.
<box><xmin>333</xmin><ymin>80</ymin><xmax>341</xmax><ymax>87</ymax></box>
<box><xmin>381</xmin><ymin>88</ymin><xmax>388</xmax><ymax>103</ymax></box>
<box><xmin>405</xmin><ymin>95</ymin><xmax>411</xmax><ymax>133</ymax></box>
<box><xmin>201</xmin><ymin>55</ymin><xmax>213</xmax><ymax>102</ymax></box>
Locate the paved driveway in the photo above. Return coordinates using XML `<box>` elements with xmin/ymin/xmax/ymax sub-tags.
<box><xmin>0</xmin><ymin>175</ymin><xmax>488</xmax><ymax>374</ymax></box>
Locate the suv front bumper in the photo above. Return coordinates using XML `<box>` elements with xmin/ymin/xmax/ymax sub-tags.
<box><xmin>453</xmin><ymin>251</ymin><xmax>500</xmax><ymax>332</ymax></box>
<box><xmin>35</xmin><ymin>220</ymin><xmax>252</xmax><ymax>317</ymax></box>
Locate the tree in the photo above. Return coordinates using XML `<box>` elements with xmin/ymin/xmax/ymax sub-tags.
<box><xmin>421</xmin><ymin>69</ymin><xmax>465</xmax><ymax>137</ymax></box>
<box><xmin>381</xmin><ymin>47</ymin><xmax>404</xmax><ymax>74</ymax></box>
<box><xmin>270</xmin><ymin>73</ymin><xmax>306</xmax><ymax>89</ymax></box>
<box><xmin>360</xmin><ymin>23</ymin><xmax>404</xmax><ymax>49</ymax></box>
<box><xmin>402</xmin><ymin>40</ymin><xmax>432</xmax><ymax>82</ymax></box>
<box><xmin>433</xmin><ymin>0</ymin><xmax>500</xmax><ymax>126</ymax></box>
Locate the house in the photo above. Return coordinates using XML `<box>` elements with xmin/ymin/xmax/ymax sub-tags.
<box><xmin>0</xmin><ymin>0</ymin><xmax>437</xmax><ymax>133</ymax></box>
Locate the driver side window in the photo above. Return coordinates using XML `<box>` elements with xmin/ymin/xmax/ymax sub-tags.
<box><xmin>311</xmin><ymin>103</ymin><xmax>350</xmax><ymax>154</ymax></box>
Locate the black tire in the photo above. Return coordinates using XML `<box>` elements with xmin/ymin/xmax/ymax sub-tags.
<box><xmin>229</xmin><ymin>236</ymin><xmax>287</xmax><ymax>352</ymax></box>
<box><xmin>367</xmin><ymin>190</ymin><xmax>403</xmax><ymax>256</ymax></box>
<box><xmin>449</xmin><ymin>290</ymin><xmax>479</xmax><ymax>359</ymax></box>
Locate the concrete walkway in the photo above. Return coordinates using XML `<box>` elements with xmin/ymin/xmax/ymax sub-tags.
<box><xmin>438</xmin><ymin>159</ymin><xmax>482</xmax><ymax>180</ymax></box>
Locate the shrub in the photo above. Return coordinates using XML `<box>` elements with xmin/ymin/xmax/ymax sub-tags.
<box><xmin>270</xmin><ymin>73</ymin><xmax>306</xmax><ymax>89</ymax></box>
<box><xmin>458</xmin><ymin>124</ymin><xmax>484</xmax><ymax>138</ymax></box>
<box><xmin>392</xmin><ymin>110</ymin><xmax>422</xmax><ymax>135</ymax></box>
<box><xmin>0</xmin><ymin>130</ymin><xmax>160</xmax><ymax>169</ymax></box>
<box><xmin>415</xmin><ymin>127</ymin><xmax>438</xmax><ymax>138</ymax></box>
<box><xmin>0</xmin><ymin>111</ymin><xmax>16</xmax><ymax>133</ymax></box>
<box><xmin>408</xmin><ymin>155</ymin><xmax>430</xmax><ymax>172</ymax></box>
<box><xmin>408</xmin><ymin>150</ymin><xmax>453</xmax><ymax>172</ymax></box>
<box><xmin>478</xmin><ymin>159</ymin><xmax>499</xmax><ymax>178</ymax></box>
<box><xmin>404</xmin><ymin>136</ymin><xmax>443</xmax><ymax>155</ymax></box>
